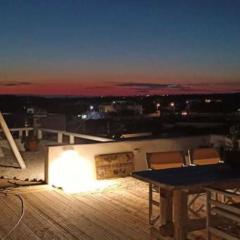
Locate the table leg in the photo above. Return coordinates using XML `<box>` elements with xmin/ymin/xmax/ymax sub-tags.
<box><xmin>160</xmin><ymin>188</ymin><xmax>172</xmax><ymax>226</ymax></box>
<box><xmin>149</xmin><ymin>183</ymin><xmax>154</xmax><ymax>224</ymax></box>
<box><xmin>173</xmin><ymin>190</ymin><xmax>188</xmax><ymax>240</ymax></box>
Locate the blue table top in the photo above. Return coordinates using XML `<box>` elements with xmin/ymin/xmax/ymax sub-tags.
<box><xmin>132</xmin><ymin>164</ymin><xmax>240</xmax><ymax>190</ymax></box>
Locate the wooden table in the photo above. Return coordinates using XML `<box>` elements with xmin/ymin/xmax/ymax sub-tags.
<box><xmin>132</xmin><ymin>164</ymin><xmax>240</xmax><ymax>240</ymax></box>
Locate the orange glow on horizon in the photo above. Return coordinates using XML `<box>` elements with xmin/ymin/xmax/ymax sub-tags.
<box><xmin>0</xmin><ymin>81</ymin><xmax>239</xmax><ymax>96</ymax></box>
<box><xmin>0</xmin><ymin>72</ymin><xmax>239</xmax><ymax>96</ymax></box>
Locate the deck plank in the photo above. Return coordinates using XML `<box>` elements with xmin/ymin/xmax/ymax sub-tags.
<box><xmin>51</xmin><ymin>189</ymin><xmax>149</xmax><ymax>240</ymax></box>
<box><xmin>0</xmin><ymin>195</ymin><xmax>39</xmax><ymax>240</ymax></box>
<box><xmin>24</xmin><ymin>192</ymin><xmax>93</xmax><ymax>240</ymax></box>
<box><xmin>0</xmin><ymin>177</ymin><xmax>223</xmax><ymax>240</ymax></box>
<box><xmin>81</xmin><ymin>192</ymin><xmax>149</xmax><ymax>229</ymax></box>
<box><xmin>3</xmin><ymin>194</ymin><xmax>78</xmax><ymax>240</ymax></box>
<box><xmin>74</xmin><ymin>194</ymin><xmax>150</xmax><ymax>238</ymax></box>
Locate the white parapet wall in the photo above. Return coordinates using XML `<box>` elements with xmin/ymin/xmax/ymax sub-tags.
<box><xmin>47</xmin><ymin>135</ymin><xmax>214</xmax><ymax>192</ymax></box>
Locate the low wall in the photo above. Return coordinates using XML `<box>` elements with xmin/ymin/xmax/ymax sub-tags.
<box><xmin>46</xmin><ymin>135</ymin><xmax>218</xmax><ymax>192</ymax></box>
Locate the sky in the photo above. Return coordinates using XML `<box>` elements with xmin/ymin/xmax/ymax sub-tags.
<box><xmin>0</xmin><ymin>0</ymin><xmax>240</xmax><ymax>96</ymax></box>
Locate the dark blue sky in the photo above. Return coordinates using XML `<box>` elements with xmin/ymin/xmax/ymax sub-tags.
<box><xmin>0</xmin><ymin>0</ymin><xmax>240</xmax><ymax>95</ymax></box>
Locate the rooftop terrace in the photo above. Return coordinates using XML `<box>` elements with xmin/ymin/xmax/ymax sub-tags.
<box><xmin>0</xmin><ymin>126</ymin><xmax>237</xmax><ymax>239</ymax></box>
<box><xmin>0</xmin><ymin>177</ymin><xmax>220</xmax><ymax>240</ymax></box>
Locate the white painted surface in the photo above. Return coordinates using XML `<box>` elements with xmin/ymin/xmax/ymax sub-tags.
<box><xmin>47</xmin><ymin>135</ymin><xmax>213</xmax><ymax>187</ymax></box>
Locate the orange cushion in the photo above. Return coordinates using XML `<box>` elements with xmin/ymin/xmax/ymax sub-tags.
<box><xmin>192</xmin><ymin>148</ymin><xmax>220</xmax><ymax>165</ymax></box>
<box><xmin>146</xmin><ymin>151</ymin><xmax>184</xmax><ymax>170</ymax></box>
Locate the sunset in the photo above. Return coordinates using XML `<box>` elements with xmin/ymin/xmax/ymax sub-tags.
<box><xmin>1</xmin><ymin>0</ymin><xmax>240</xmax><ymax>96</ymax></box>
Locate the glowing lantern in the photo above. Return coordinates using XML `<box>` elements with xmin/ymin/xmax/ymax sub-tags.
<box><xmin>48</xmin><ymin>148</ymin><xmax>113</xmax><ymax>193</ymax></box>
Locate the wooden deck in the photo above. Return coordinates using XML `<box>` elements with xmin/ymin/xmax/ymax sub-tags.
<box><xmin>0</xmin><ymin>177</ymin><xmax>220</xmax><ymax>240</ymax></box>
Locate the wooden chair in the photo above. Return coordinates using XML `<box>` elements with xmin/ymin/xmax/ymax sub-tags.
<box><xmin>146</xmin><ymin>151</ymin><xmax>186</xmax><ymax>224</ymax></box>
<box><xmin>190</xmin><ymin>147</ymin><xmax>222</xmax><ymax>166</ymax></box>
<box><xmin>206</xmin><ymin>187</ymin><xmax>240</xmax><ymax>240</ymax></box>
<box><xmin>146</xmin><ymin>151</ymin><xmax>186</xmax><ymax>170</ymax></box>
<box><xmin>187</xmin><ymin>147</ymin><xmax>223</xmax><ymax>216</ymax></box>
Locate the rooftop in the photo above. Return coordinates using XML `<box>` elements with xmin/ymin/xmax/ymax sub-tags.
<box><xmin>0</xmin><ymin>126</ymin><xmax>237</xmax><ymax>239</ymax></box>
<box><xmin>0</xmin><ymin>177</ymin><xmax>218</xmax><ymax>240</ymax></box>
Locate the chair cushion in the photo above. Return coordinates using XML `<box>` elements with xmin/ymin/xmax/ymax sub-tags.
<box><xmin>146</xmin><ymin>151</ymin><xmax>184</xmax><ymax>170</ymax></box>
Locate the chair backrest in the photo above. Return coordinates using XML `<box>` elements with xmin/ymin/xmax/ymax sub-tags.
<box><xmin>146</xmin><ymin>151</ymin><xmax>185</xmax><ymax>170</ymax></box>
<box><xmin>191</xmin><ymin>147</ymin><xmax>221</xmax><ymax>165</ymax></box>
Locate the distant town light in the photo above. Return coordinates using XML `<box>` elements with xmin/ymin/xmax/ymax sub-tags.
<box><xmin>156</xmin><ymin>103</ymin><xmax>160</xmax><ymax>108</ymax></box>
<box><xmin>205</xmin><ymin>99</ymin><xmax>211</xmax><ymax>103</ymax></box>
<box><xmin>90</xmin><ymin>105</ymin><xmax>94</xmax><ymax>110</ymax></box>
<box><xmin>170</xmin><ymin>102</ymin><xmax>175</xmax><ymax>107</ymax></box>
<box><xmin>24</xmin><ymin>121</ymin><xmax>30</xmax><ymax>127</ymax></box>
<box><xmin>82</xmin><ymin>114</ymin><xmax>87</xmax><ymax>119</ymax></box>
<box><xmin>181</xmin><ymin>111</ymin><xmax>188</xmax><ymax>116</ymax></box>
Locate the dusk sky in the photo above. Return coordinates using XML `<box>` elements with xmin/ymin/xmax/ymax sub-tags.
<box><xmin>0</xmin><ymin>0</ymin><xmax>240</xmax><ymax>96</ymax></box>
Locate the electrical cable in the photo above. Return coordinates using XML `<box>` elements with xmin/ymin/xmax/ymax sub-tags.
<box><xmin>0</xmin><ymin>188</ymin><xmax>25</xmax><ymax>240</ymax></box>
<box><xmin>0</xmin><ymin>178</ymin><xmax>43</xmax><ymax>239</ymax></box>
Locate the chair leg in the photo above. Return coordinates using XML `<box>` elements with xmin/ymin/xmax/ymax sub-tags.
<box><xmin>149</xmin><ymin>183</ymin><xmax>160</xmax><ymax>225</ymax></box>
<box><xmin>149</xmin><ymin>183</ymin><xmax>153</xmax><ymax>224</ymax></box>
<box><xmin>206</xmin><ymin>191</ymin><xmax>212</xmax><ymax>240</ymax></box>
<box><xmin>207</xmin><ymin>231</ymin><xmax>212</xmax><ymax>240</ymax></box>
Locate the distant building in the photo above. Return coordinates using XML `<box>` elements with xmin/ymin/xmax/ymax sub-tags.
<box><xmin>99</xmin><ymin>101</ymin><xmax>143</xmax><ymax>115</ymax></box>
<box><xmin>81</xmin><ymin>111</ymin><xmax>106</xmax><ymax>120</ymax></box>
<box><xmin>26</xmin><ymin>106</ymin><xmax>47</xmax><ymax>116</ymax></box>
<box><xmin>98</xmin><ymin>104</ymin><xmax>115</xmax><ymax>113</ymax></box>
<box><xmin>33</xmin><ymin>113</ymin><xmax>66</xmax><ymax>130</ymax></box>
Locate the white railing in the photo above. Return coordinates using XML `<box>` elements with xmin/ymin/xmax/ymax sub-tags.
<box><xmin>0</xmin><ymin>127</ymin><xmax>33</xmax><ymax>138</ymax></box>
<box><xmin>38</xmin><ymin>128</ymin><xmax>113</xmax><ymax>144</ymax></box>
<box><xmin>2</xmin><ymin>127</ymin><xmax>236</xmax><ymax>149</ymax></box>
<box><xmin>0</xmin><ymin>127</ymin><xmax>113</xmax><ymax>144</ymax></box>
